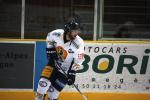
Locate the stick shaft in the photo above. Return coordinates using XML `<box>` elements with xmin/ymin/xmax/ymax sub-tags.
<box><xmin>55</xmin><ymin>61</ymin><xmax>88</xmax><ymax>100</ymax></box>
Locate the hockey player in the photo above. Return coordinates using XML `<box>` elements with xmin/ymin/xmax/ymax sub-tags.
<box><xmin>36</xmin><ymin>18</ymin><xmax>85</xmax><ymax>100</ymax></box>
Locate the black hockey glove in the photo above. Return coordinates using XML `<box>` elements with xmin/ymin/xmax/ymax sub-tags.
<box><xmin>46</xmin><ymin>48</ymin><xmax>59</xmax><ymax>61</ymax></box>
<box><xmin>67</xmin><ymin>70</ymin><xmax>76</xmax><ymax>85</ymax></box>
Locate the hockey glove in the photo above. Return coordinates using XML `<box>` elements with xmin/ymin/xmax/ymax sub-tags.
<box><xmin>67</xmin><ymin>70</ymin><xmax>76</xmax><ymax>85</ymax></box>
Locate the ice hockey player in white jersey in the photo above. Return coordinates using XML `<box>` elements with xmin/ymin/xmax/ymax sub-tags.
<box><xmin>36</xmin><ymin>17</ymin><xmax>85</xmax><ymax>100</ymax></box>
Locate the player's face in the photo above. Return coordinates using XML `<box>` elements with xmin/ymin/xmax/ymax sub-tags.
<box><xmin>68</xmin><ymin>29</ymin><xmax>80</xmax><ymax>40</ymax></box>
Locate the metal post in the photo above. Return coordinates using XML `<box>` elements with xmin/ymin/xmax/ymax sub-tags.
<box><xmin>93</xmin><ymin>0</ymin><xmax>98</xmax><ymax>40</ymax></box>
<box><xmin>93</xmin><ymin>0</ymin><xmax>104</xmax><ymax>40</ymax></box>
<box><xmin>99</xmin><ymin>0</ymin><xmax>104</xmax><ymax>39</ymax></box>
<box><xmin>21</xmin><ymin>0</ymin><xmax>25</xmax><ymax>39</ymax></box>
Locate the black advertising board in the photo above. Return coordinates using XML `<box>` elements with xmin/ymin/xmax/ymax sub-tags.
<box><xmin>0</xmin><ymin>42</ymin><xmax>35</xmax><ymax>89</ymax></box>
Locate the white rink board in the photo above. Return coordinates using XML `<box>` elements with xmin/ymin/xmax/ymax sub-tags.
<box><xmin>64</xmin><ymin>42</ymin><xmax>150</xmax><ymax>93</ymax></box>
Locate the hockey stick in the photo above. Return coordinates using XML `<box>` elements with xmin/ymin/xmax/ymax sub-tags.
<box><xmin>54</xmin><ymin>60</ymin><xmax>88</xmax><ymax>100</ymax></box>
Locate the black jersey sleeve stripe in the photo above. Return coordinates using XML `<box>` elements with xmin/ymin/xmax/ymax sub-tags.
<box><xmin>72</xmin><ymin>41</ymin><xmax>79</xmax><ymax>49</ymax></box>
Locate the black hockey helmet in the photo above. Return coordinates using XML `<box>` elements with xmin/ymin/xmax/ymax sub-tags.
<box><xmin>64</xmin><ymin>17</ymin><xmax>80</xmax><ymax>33</ymax></box>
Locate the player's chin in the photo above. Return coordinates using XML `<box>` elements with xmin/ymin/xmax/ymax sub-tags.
<box><xmin>69</xmin><ymin>35</ymin><xmax>77</xmax><ymax>40</ymax></box>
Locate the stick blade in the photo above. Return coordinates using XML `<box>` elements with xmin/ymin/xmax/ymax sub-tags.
<box><xmin>82</xmin><ymin>94</ymin><xmax>88</xmax><ymax>100</ymax></box>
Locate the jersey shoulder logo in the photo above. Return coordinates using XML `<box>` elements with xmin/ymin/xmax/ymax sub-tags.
<box><xmin>56</xmin><ymin>46</ymin><xmax>68</xmax><ymax>60</ymax></box>
<box><xmin>52</xmin><ymin>32</ymin><xmax>61</xmax><ymax>37</ymax></box>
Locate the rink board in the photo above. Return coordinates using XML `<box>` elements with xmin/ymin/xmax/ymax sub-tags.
<box><xmin>34</xmin><ymin>40</ymin><xmax>150</xmax><ymax>93</ymax></box>
<box><xmin>0</xmin><ymin>39</ymin><xmax>150</xmax><ymax>100</ymax></box>
<box><xmin>0</xmin><ymin>91</ymin><xmax>150</xmax><ymax>100</ymax></box>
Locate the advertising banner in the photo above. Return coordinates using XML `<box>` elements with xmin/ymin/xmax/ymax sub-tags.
<box><xmin>0</xmin><ymin>42</ymin><xmax>35</xmax><ymax>89</ymax></box>
<box><xmin>64</xmin><ymin>42</ymin><xmax>150</xmax><ymax>93</ymax></box>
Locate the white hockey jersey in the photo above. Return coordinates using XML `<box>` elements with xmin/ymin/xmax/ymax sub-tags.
<box><xmin>46</xmin><ymin>29</ymin><xmax>84</xmax><ymax>73</ymax></box>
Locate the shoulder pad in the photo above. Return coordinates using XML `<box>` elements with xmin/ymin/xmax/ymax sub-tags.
<box><xmin>51</xmin><ymin>29</ymin><xmax>64</xmax><ymax>37</ymax></box>
<box><xmin>52</xmin><ymin>32</ymin><xmax>61</xmax><ymax>37</ymax></box>
<box><xmin>72</xmin><ymin>36</ymin><xmax>84</xmax><ymax>49</ymax></box>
